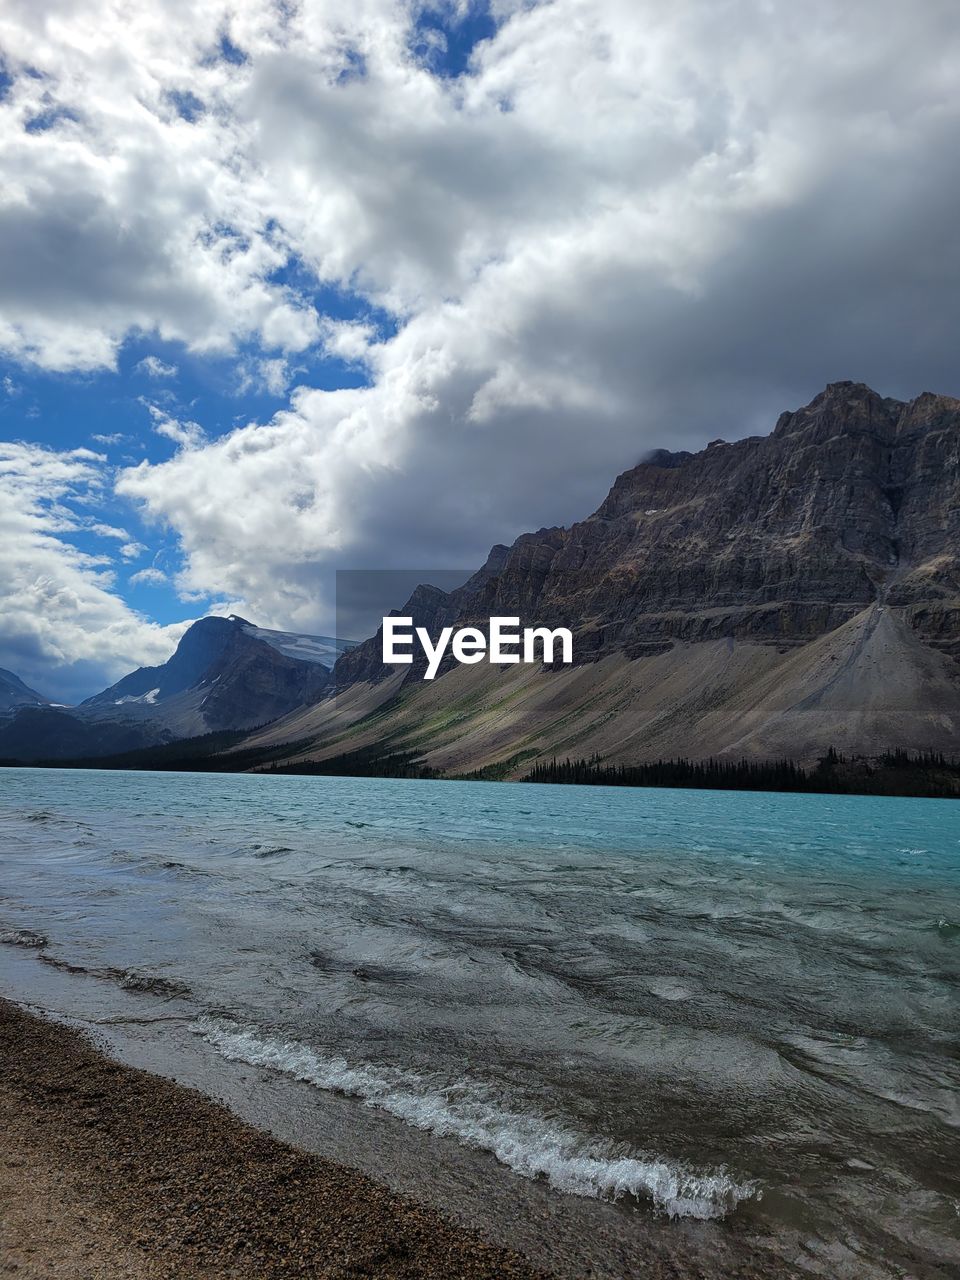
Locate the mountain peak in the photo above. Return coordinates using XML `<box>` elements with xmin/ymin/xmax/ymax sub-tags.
<box><xmin>805</xmin><ymin>380</ymin><xmax>893</xmax><ymax>412</ymax></box>
<box><xmin>772</xmin><ymin>381</ymin><xmax>904</xmax><ymax>440</ymax></box>
<box><xmin>899</xmin><ymin>389</ymin><xmax>960</xmax><ymax>427</ymax></box>
<box><xmin>0</xmin><ymin>667</ymin><xmax>50</xmax><ymax>713</ymax></box>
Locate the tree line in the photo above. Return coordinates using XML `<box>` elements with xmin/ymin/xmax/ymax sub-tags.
<box><xmin>522</xmin><ymin>747</ymin><xmax>960</xmax><ymax>798</ymax></box>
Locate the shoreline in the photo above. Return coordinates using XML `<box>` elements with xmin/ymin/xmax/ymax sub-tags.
<box><xmin>0</xmin><ymin>996</ymin><xmax>552</xmax><ymax>1279</ymax></box>
<box><xmin>6</xmin><ymin>768</ymin><xmax>957</xmax><ymax>1278</ymax></box>
<box><xmin>0</xmin><ymin>956</ymin><xmax>798</xmax><ymax>1280</ymax></box>
<box><xmin>6</xmin><ymin>752</ymin><xmax>960</xmax><ymax>801</ymax></box>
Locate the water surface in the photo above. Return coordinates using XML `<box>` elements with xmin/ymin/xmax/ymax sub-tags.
<box><xmin>1</xmin><ymin>768</ymin><xmax>958</xmax><ymax>1277</ymax></box>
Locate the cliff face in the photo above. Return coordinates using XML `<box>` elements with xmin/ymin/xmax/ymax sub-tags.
<box><xmin>336</xmin><ymin>382</ymin><xmax>960</xmax><ymax>682</ymax></box>
<box><xmin>242</xmin><ymin>382</ymin><xmax>960</xmax><ymax>772</ymax></box>
<box><xmin>191</xmin><ymin>626</ymin><xmax>331</xmax><ymax>732</ymax></box>
<box><xmin>81</xmin><ymin>615</ymin><xmax>331</xmax><ymax>732</ymax></box>
<box><xmin>467</xmin><ymin>382</ymin><xmax>960</xmax><ymax>655</ymax></box>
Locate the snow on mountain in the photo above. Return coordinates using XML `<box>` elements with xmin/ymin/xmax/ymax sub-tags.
<box><xmin>233</xmin><ymin>618</ymin><xmax>355</xmax><ymax>667</ymax></box>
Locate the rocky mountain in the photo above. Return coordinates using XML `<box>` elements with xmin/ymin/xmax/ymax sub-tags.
<box><xmin>0</xmin><ymin>668</ymin><xmax>50</xmax><ymax>714</ymax></box>
<box><xmin>236</xmin><ymin>383</ymin><xmax>960</xmax><ymax>773</ymax></box>
<box><xmin>81</xmin><ymin>616</ymin><xmax>336</xmax><ymax>727</ymax></box>
<box><xmin>0</xmin><ymin>616</ymin><xmax>343</xmax><ymax>762</ymax></box>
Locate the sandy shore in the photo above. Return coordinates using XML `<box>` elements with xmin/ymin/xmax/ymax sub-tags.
<box><xmin>0</xmin><ymin>997</ymin><xmax>553</xmax><ymax>1279</ymax></box>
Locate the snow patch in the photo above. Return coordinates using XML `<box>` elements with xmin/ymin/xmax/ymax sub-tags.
<box><xmin>114</xmin><ymin>688</ymin><xmax>160</xmax><ymax>706</ymax></box>
<box><xmin>239</xmin><ymin>622</ymin><xmax>355</xmax><ymax>667</ymax></box>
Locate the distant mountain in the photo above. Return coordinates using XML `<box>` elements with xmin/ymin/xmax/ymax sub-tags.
<box><xmin>0</xmin><ymin>707</ymin><xmax>160</xmax><ymax>762</ymax></box>
<box><xmin>0</xmin><ymin>616</ymin><xmax>348</xmax><ymax>762</ymax></box>
<box><xmin>236</xmin><ymin>383</ymin><xmax>960</xmax><ymax>774</ymax></box>
<box><xmin>0</xmin><ymin>667</ymin><xmax>50</xmax><ymax>713</ymax></box>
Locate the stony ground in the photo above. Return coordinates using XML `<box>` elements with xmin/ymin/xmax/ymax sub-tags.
<box><xmin>0</xmin><ymin>997</ymin><xmax>554</xmax><ymax>1280</ymax></box>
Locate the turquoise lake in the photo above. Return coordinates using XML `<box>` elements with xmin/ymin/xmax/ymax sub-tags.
<box><xmin>1</xmin><ymin>768</ymin><xmax>958</xmax><ymax>1277</ymax></box>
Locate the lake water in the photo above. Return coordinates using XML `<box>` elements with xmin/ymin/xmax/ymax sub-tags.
<box><xmin>1</xmin><ymin>767</ymin><xmax>958</xmax><ymax>1277</ymax></box>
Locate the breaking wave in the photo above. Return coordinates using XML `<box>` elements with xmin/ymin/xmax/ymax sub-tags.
<box><xmin>191</xmin><ymin>1017</ymin><xmax>755</xmax><ymax>1220</ymax></box>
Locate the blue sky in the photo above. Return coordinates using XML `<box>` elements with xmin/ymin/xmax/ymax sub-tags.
<box><xmin>0</xmin><ymin>282</ymin><xmax>392</xmax><ymax>628</ymax></box>
<box><xmin>0</xmin><ymin>2</ymin><xmax>499</xmax><ymax>673</ymax></box>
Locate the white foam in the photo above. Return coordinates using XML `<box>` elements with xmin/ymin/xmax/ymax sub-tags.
<box><xmin>191</xmin><ymin>1017</ymin><xmax>755</xmax><ymax>1220</ymax></box>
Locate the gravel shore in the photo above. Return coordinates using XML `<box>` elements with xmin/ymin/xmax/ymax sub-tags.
<box><xmin>0</xmin><ymin>997</ymin><xmax>553</xmax><ymax>1279</ymax></box>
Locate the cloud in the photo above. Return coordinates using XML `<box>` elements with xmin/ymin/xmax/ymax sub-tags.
<box><xmin>319</xmin><ymin>318</ymin><xmax>378</xmax><ymax>368</ymax></box>
<box><xmin>237</xmin><ymin>355</ymin><xmax>291</xmax><ymax>396</ymax></box>
<box><xmin>3</xmin><ymin>0</ymin><xmax>960</xmax><ymax>641</ymax></box>
<box><xmin>91</xmin><ymin>432</ymin><xmax>130</xmax><ymax>446</ymax></box>
<box><xmin>142</xmin><ymin>401</ymin><xmax>206</xmax><ymax>450</ymax></box>
<box><xmin>0</xmin><ymin>439</ymin><xmax>188</xmax><ymax>701</ymax></box>
<box><xmin>86</xmin><ymin>520</ymin><xmax>130</xmax><ymax>541</ymax></box>
<box><xmin>0</xmin><ymin>2</ymin><xmax>321</xmax><ymax>373</ymax></box>
<box><xmin>129</xmin><ymin>566</ymin><xmax>168</xmax><ymax>586</ymax></box>
<box><xmin>136</xmin><ymin>355</ymin><xmax>179</xmax><ymax>378</ymax></box>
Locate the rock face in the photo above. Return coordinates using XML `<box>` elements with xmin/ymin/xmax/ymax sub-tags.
<box><xmin>339</xmin><ymin>382</ymin><xmax>960</xmax><ymax>677</ymax></box>
<box><xmin>82</xmin><ymin>616</ymin><xmax>247</xmax><ymax>707</ymax></box>
<box><xmin>244</xmin><ymin>383</ymin><xmax>960</xmax><ymax>771</ymax></box>
<box><xmin>82</xmin><ymin>616</ymin><xmax>331</xmax><ymax>730</ymax></box>
<box><xmin>0</xmin><ymin>668</ymin><xmax>49</xmax><ymax>714</ymax></box>
<box><xmin>0</xmin><ymin>617</ymin><xmax>336</xmax><ymax>762</ymax></box>
<box><xmin>512</xmin><ymin>380</ymin><xmax>960</xmax><ymax>653</ymax></box>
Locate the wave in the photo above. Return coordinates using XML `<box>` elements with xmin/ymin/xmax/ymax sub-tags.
<box><xmin>38</xmin><ymin>953</ymin><xmax>88</xmax><ymax>974</ymax></box>
<box><xmin>226</xmin><ymin>843</ymin><xmax>295</xmax><ymax>860</ymax></box>
<box><xmin>0</xmin><ymin>927</ymin><xmax>48</xmax><ymax>948</ymax></box>
<box><xmin>37</xmin><ymin>951</ymin><xmax>190</xmax><ymax>996</ymax></box>
<box><xmin>191</xmin><ymin>1017</ymin><xmax>755</xmax><ymax>1220</ymax></box>
<box><xmin>113</xmin><ymin>969</ymin><xmax>191</xmax><ymax>997</ymax></box>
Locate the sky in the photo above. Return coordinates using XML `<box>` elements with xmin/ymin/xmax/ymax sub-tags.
<box><xmin>1</xmin><ymin>0</ymin><xmax>959</xmax><ymax>701</ymax></box>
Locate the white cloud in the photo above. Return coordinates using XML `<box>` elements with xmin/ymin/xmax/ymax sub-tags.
<box><xmin>0</xmin><ymin>440</ymin><xmax>189</xmax><ymax>701</ymax></box>
<box><xmin>0</xmin><ymin>2</ymin><xmax>321</xmax><ymax>373</ymax></box>
<box><xmin>91</xmin><ymin>432</ymin><xmax>129</xmax><ymax>446</ymax></box>
<box><xmin>130</xmin><ymin>566</ymin><xmax>168</xmax><ymax>586</ymax></box>
<box><xmin>86</xmin><ymin>520</ymin><xmax>130</xmax><ymax>541</ymax></box>
<box><xmin>319</xmin><ymin>318</ymin><xmax>378</xmax><ymax>367</ymax></box>
<box><xmin>2</xmin><ymin>0</ymin><xmax>959</xmax><ymax>642</ymax></box>
<box><xmin>142</xmin><ymin>401</ymin><xmax>206</xmax><ymax>450</ymax></box>
<box><xmin>136</xmin><ymin>355</ymin><xmax>179</xmax><ymax>378</ymax></box>
<box><xmin>237</xmin><ymin>355</ymin><xmax>292</xmax><ymax>396</ymax></box>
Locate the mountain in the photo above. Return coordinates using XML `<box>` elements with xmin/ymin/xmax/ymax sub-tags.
<box><xmin>81</xmin><ymin>617</ymin><xmax>348</xmax><ymax>709</ymax></box>
<box><xmin>0</xmin><ymin>668</ymin><xmax>50</xmax><ymax>714</ymax></box>
<box><xmin>0</xmin><ymin>707</ymin><xmax>162</xmax><ymax>762</ymax></box>
<box><xmin>0</xmin><ymin>616</ymin><xmax>345</xmax><ymax>762</ymax></box>
<box><xmin>235</xmin><ymin>383</ymin><xmax>960</xmax><ymax>774</ymax></box>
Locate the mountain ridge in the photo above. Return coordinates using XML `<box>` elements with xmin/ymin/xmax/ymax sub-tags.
<box><xmin>4</xmin><ymin>381</ymin><xmax>959</xmax><ymax>774</ymax></box>
<box><xmin>236</xmin><ymin>381</ymin><xmax>960</xmax><ymax>773</ymax></box>
<box><xmin>0</xmin><ymin>668</ymin><xmax>51</xmax><ymax>714</ymax></box>
<box><xmin>0</xmin><ymin>617</ymin><xmax>344</xmax><ymax>762</ymax></box>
